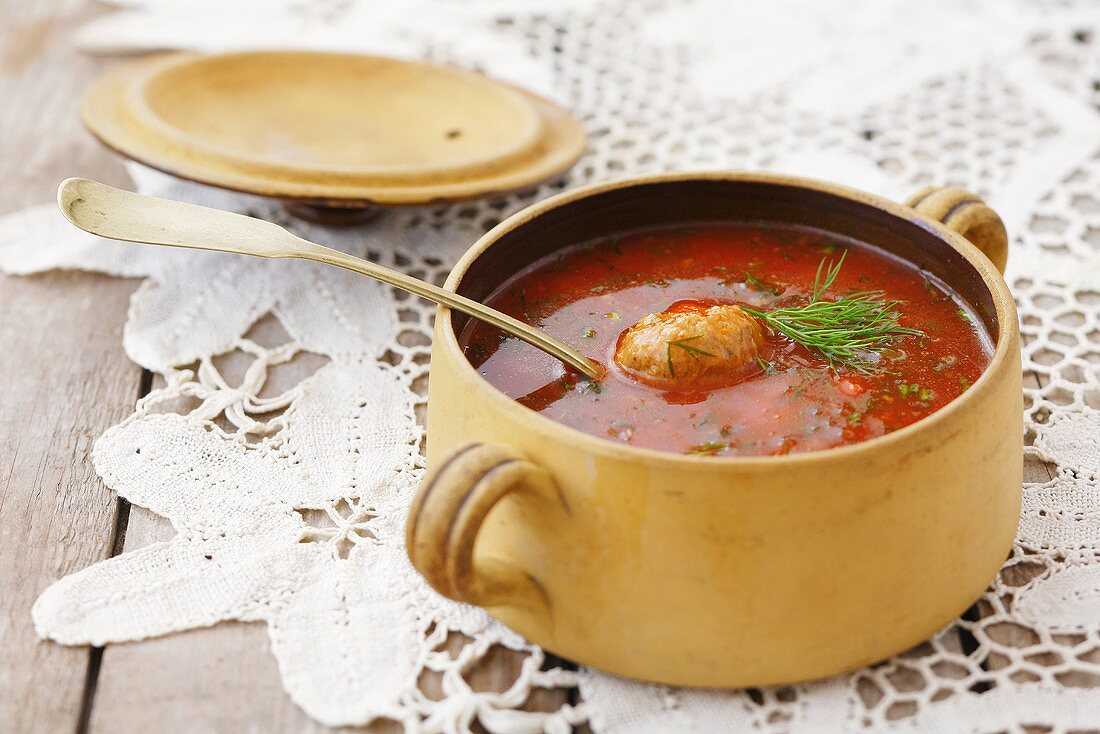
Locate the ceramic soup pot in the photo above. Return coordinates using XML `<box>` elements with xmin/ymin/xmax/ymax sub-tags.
<box><xmin>407</xmin><ymin>172</ymin><xmax>1021</xmax><ymax>687</ymax></box>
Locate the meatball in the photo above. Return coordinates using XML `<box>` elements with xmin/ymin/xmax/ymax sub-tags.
<box><xmin>615</xmin><ymin>303</ymin><xmax>764</xmax><ymax>389</ymax></box>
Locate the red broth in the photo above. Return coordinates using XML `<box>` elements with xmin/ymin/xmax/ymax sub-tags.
<box><xmin>458</xmin><ymin>223</ymin><xmax>992</xmax><ymax>457</ymax></box>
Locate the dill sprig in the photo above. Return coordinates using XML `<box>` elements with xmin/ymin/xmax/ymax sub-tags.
<box><xmin>742</xmin><ymin>252</ymin><xmax>923</xmax><ymax>373</ymax></box>
<box><xmin>666</xmin><ymin>334</ymin><xmax>716</xmax><ymax>378</ymax></box>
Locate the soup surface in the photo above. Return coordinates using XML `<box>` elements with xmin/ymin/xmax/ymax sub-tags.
<box><xmin>459</xmin><ymin>223</ymin><xmax>992</xmax><ymax>457</ymax></box>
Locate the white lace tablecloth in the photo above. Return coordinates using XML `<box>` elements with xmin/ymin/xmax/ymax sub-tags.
<box><xmin>4</xmin><ymin>1</ymin><xmax>1100</xmax><ymax>731</ymax></box>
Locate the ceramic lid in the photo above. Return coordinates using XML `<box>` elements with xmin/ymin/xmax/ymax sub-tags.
<box><xmin>83</xmin><ymin>51</ymin><xmax>587</xmax><ymax>207</ymax></box>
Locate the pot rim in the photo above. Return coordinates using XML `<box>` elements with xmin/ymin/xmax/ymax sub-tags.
<box><xmin>438</xmin><ymin>170</ymin><xmax>1018</xmax><ymax>469</ymax></box>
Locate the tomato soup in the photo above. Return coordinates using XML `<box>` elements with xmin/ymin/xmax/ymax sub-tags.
<box><xmin>458</xmin><ymin>223</ymin><xmax>992</xmax><ymax>457</ymax></box>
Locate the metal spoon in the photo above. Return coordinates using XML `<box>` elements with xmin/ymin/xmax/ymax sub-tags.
<box><xmin>57</xmin><ymin>178</ymin><xmax>601</xmax><ymax>379</ymax></box>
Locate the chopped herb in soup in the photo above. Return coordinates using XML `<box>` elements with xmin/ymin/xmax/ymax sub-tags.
<box><xmin>459</xmin><ymin>223</ymin><xmax>992</xmax><ymax>457</ymax></box>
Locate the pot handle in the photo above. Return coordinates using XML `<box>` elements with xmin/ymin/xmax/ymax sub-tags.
<box><xmin>904</xmin><ymin>186</ymin><xmax>1009</xmax><ymax>273</ymax></box>
<box><xmin>406</xmin><ymin>442</ymin><xmax>566</xmax><ymax>617</ymax></box>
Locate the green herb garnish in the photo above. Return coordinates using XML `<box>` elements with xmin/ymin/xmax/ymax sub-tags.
<box><xmin>755</xmin><ymin>355</ymin><xmax>778</xmax><ymax>375</ymax></box>
<box><xmin>578</xmin><ymin>379</ymin><xmax>602</xmax><ymax>394</ymax></box>
<box><xmin>665</xmin><ymin>335</ymin><xmax>717</xmax><ymax>378</ymax></box>
<box><xmin>897</xmin><ymin>382</ymin><xmax>933</xmax><ymax>403</ymax></box>
<box><xmin>689</xmin><ymin>441</ymin><xmax>729</xmax><ymax>456</ymax></box>
<box><xmin>743</xmin><ymin>271</ymin><xmax>783</xmax><ymax>295</ymax></box>
<box><xmin>743</xmin><ymin>253</ymin><xmax>923</xmax><ymax>373</ymax></box>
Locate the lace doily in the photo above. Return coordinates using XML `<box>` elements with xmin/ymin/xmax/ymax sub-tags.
<box><xmin>4</xmin><ymin>1</ymin><xmax>1100</xmax><ymax>731</ymax></box>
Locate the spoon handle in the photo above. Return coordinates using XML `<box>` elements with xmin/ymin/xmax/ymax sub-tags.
<box><xmin>57</xmin><ymin>178</ymin><xmax>600</xmax><ymax>379</ymax></box>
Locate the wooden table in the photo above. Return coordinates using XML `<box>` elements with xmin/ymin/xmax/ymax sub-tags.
<box><xmin>0</xmin><ymin>2</ymin><xmax>1058</xmax><ymax>732</ymax></box>
<box><xmin>0</xmin><ymin>2</ymin><xmax>573</xmax><ymax>731</ymax></box>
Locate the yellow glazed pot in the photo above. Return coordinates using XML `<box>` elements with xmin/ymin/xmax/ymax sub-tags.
<box><xmin>408</xmin><ymin>172</ymin><xmax>1022</xmax><ymax>687</ymax></box>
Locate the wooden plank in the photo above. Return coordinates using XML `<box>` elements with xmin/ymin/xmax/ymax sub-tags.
<box><xmin>0</xmin><ymin>272</ymin><xmax>140</xmax><ymax>733</ymax></box>
<box><xmin>0</xmin><ymin>0</ymin><xmax>140</xmax><ymax>731</ymax></box>
<box><xmin>0</xmin><ymin>1</ymin><xmax>128</xmax><ymax>212</ymax></box>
